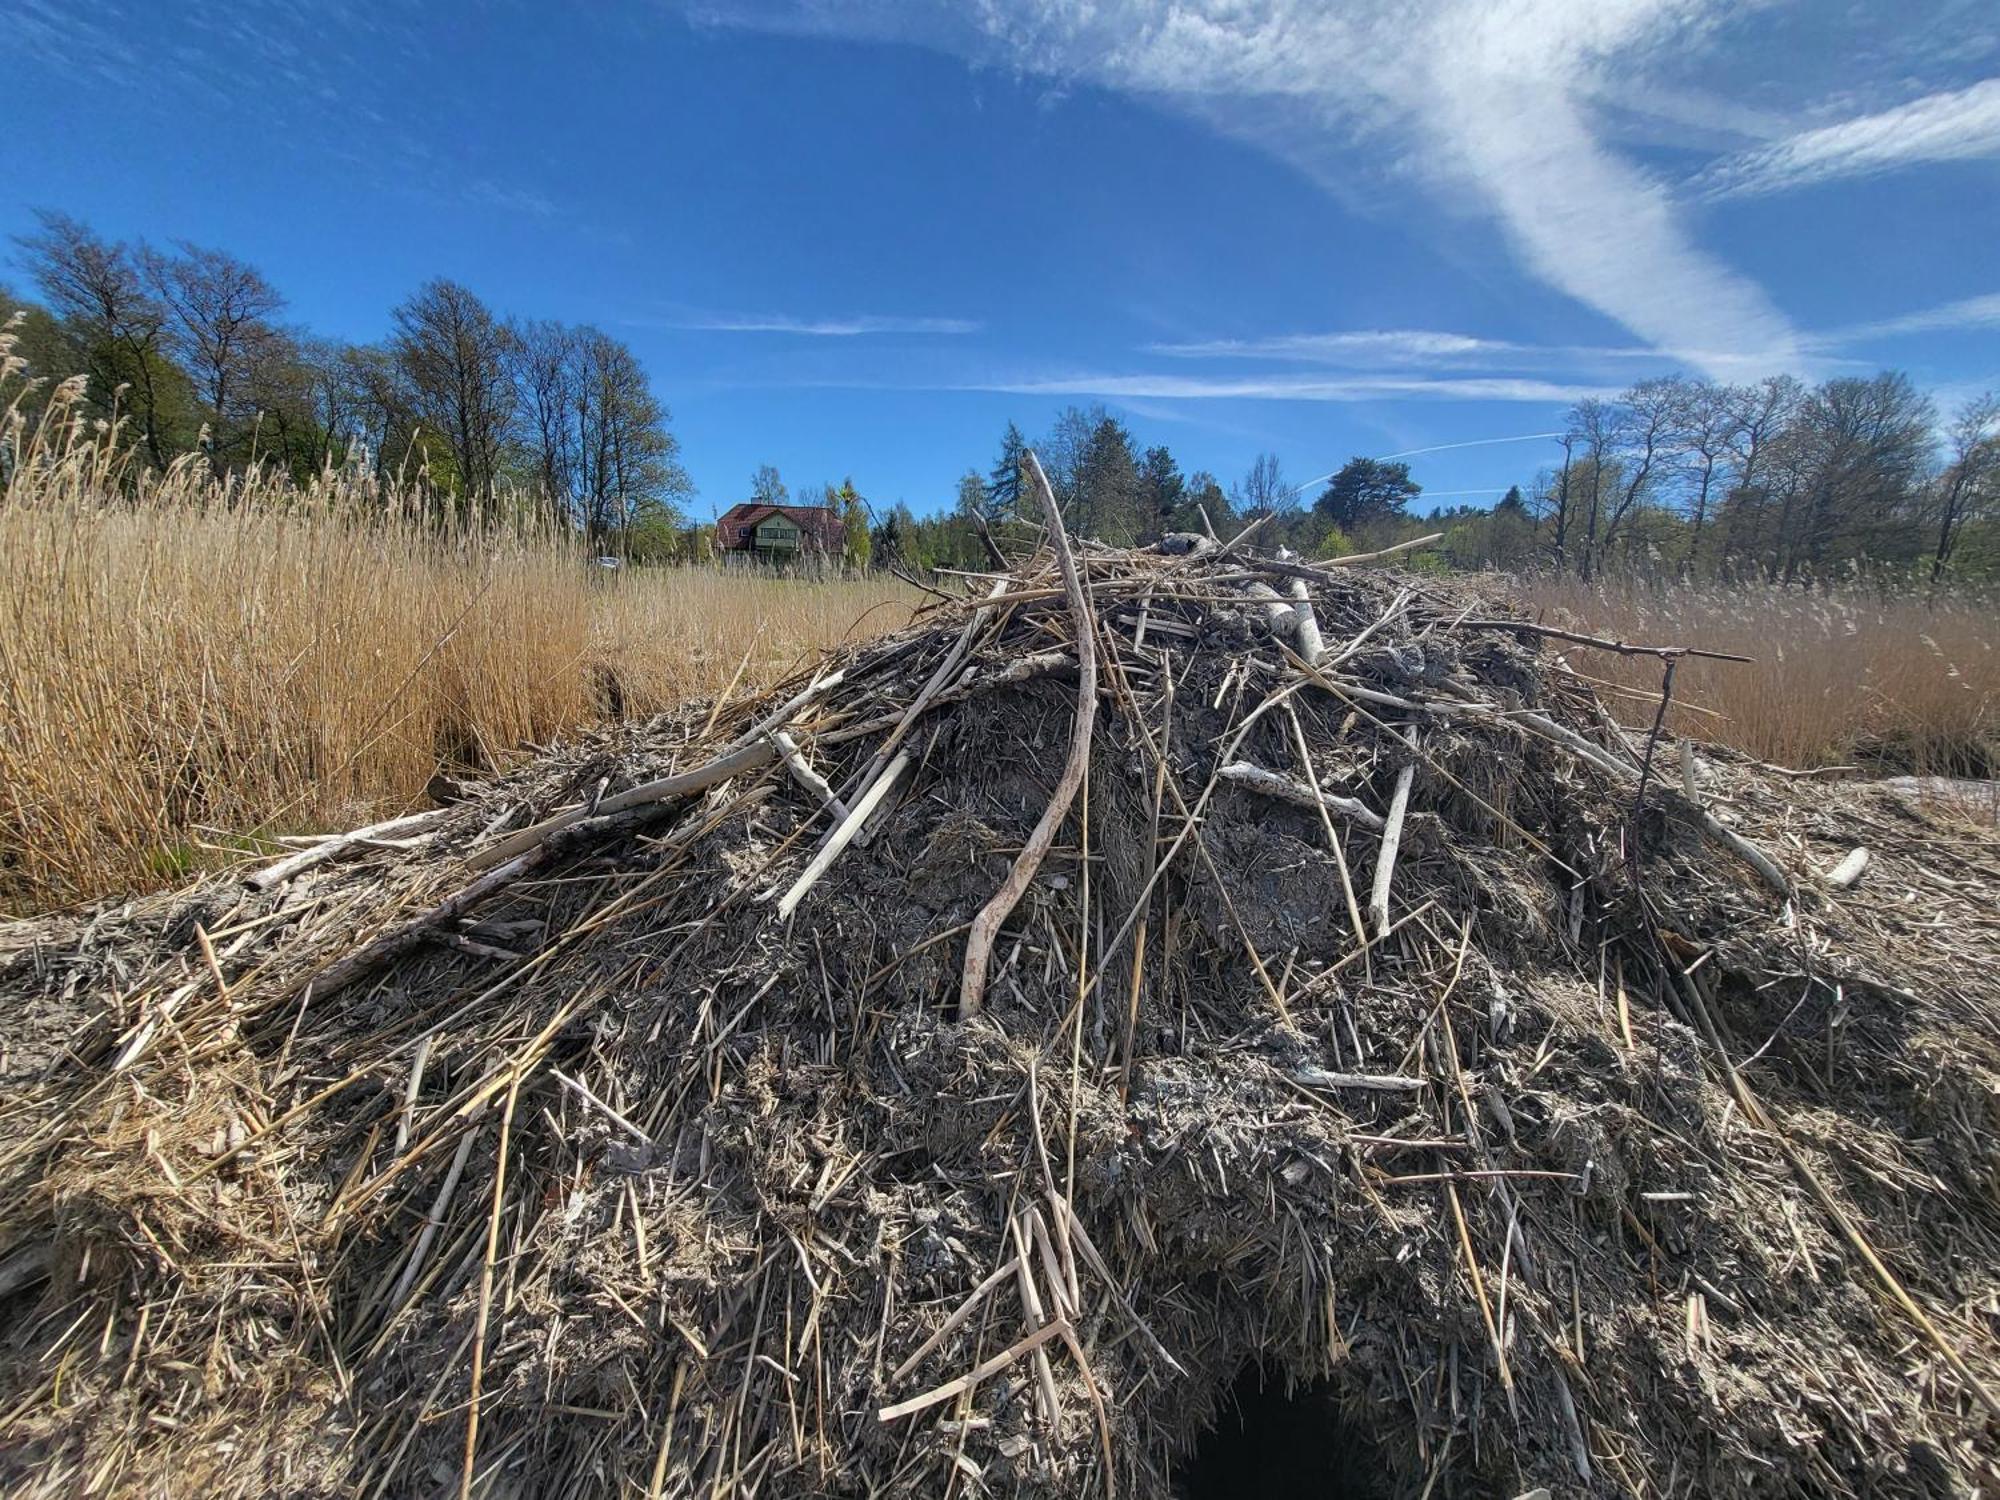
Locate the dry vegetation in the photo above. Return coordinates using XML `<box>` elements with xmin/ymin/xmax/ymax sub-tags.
<box><xmin>0</xmin><ymin>411</ymin><xmax>913</xmax><ymax>910</ymax></box>
<box><xmin>6</xmin><ymin>335</ymin><xmax>1993</xmax><ymax>913</ymax></box>
<box><xmin>1512</xmin><ymin>573</ymin><xmax>1997</xmax><ymax>777</ymax></box>
<box><xmin>3</xmin><ymin>532</ymin><xmax>1996</xmax><ymax>1498</ymax></box>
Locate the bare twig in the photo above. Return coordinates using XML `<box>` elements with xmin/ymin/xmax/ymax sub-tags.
<box><xmin>960</xmin><ymin>452</ymin><xmax>1097</xmax><ymax>1020</ymax></box>
<box><xmin>1449</xmin><ymin>618</ymin><xmax>1754</xmax><ymax>664</ymax></box>
<box><xmin>1369</xmin><ymin>728</ymin><xmax>1418</xmax><ymax>938</ymax></box>
<box><xmin>247</xmin><ymin>807</ymin><xmax>452</xmax><ymax>890</ymax></box>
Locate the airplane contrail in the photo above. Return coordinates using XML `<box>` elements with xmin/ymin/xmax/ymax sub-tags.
<box><xmin>1376</xmin><ymin>432</ymin><xmax>1562</xmax><ymax>460</ymax></box>
<box><xmin>1284</xmin><ymin>432</ymin><xmax>1560</xmax><ymax>497</ymax></box>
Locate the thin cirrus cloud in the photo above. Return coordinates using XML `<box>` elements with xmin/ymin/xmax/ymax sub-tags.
<box><xmin>1814</xmin><ymin>291</ymin><xmax>2000</xmax><ymax>345</ymax></box>
<box><xmin>1145</xmin><ymin>327</ymin><xmax>1682</xmax><ymax>367</ymax></box>
<box><xmin>961</xmin><ymin>372</ymin><xmax>1613</xmax><ymax>404</ymax></box>
<box><xmin>691</xmin><ymin>0</ymin><xmax>1808</xmax><ymax>381</ymax></box>
<box><xmin>1149</xmin><ymin>329</ymin><xmax>1528</xmax><ymax>363</ymax></box>
<box><xmin>664</xmin><ymin>310</ymin><xmax>982</xmax><ymax>336</ymax></box>
<box><xmin>1693</xmin><ymin>78</ymin><xmax>2000</xmax><ymax>200</ymax></box>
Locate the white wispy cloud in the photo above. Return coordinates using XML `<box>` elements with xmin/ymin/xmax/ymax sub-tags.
<box><xmin>1817</xmin><ymin>291</ymin><xmax>2000</xmax><ymax>344</ymax></box>
<box><xmin>1696</xmin><ymin>78</ymin><xmax>2000</xmax><ymax>199</ymax></box>
<box><xmin>1147</xmin><ymin>327</ymin><xmax>1689</xmax><ymax>368</ymax></box>
<box><xmin>666</xmin><ymin>310</ymin><xmax>982</xmax><ymax>336</ymax></box>
<box><xmin>1150</xmin><ymin>329</ymin><xmax>1524</xmax><ymax>362</ymax></box>
<box><xmin>464</xmin><ymin>179</ymin><xmax>559</xmax><ymax>219</ymax></box>
<box><xmin>961</xmin><ymin>372</ymin><xmax>1609</xmax><ymax>403</ymax></box>
<box><xmin>693</xmin><ymin>0</ymin><xmax>1807</xmax><ymax>380</ymax></box>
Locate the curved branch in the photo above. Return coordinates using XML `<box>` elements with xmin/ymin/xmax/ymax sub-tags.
<box><xmin>959</xmin><ymin>451</ymin><xmax>1098</xmax><ymax>1020</ymax></box>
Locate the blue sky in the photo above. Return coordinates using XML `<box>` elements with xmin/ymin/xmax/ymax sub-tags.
<box><xmin>2</xmin><ymin>0</ymin><xmax>1996</xmax><ymax>517</ymax></box>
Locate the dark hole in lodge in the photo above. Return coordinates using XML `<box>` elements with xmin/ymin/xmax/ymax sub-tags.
<box><xmin>1178</xmin><ymin>1367</ymin><xmax>1391</xmax><ymax>1500</ymax></box>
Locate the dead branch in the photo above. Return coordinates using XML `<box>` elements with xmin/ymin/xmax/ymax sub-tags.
<box><xmin>959</xmin><ymin>452</ymin><xmax>1097</xmax><ymax>1020</ymax></box>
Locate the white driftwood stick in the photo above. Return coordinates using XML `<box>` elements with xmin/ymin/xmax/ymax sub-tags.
<box><xmin>1290</xmin><ymin>1066</ymin><xmax>1426</xmax><ymax>1093</ymax></box>
<box><xmin>724</xmin><ymin>666</ymin><xmax>847</xmax><ymax>753</ymax></box>
<box><xmin>1823</xmin><ymin>847</ymin><xmax>1869</xmax><ymax>890</ymax></box>
<box><xmin>833</xmin><ymin>579</ymin><xmax>1007</xmax><ymax>827</ymax></box>
<box><xmin>959</xmin><ymin>450</ymin><xmax>1098</xmax><ymax>1020</ymax></box>
<box><xmin>1218</xmin><ymin>761</ymin><xmax>1386</xmax><ymax>831</ymax></box>
<box><xmin>247</xmin><ymin>807</ymin><xmax>453</xmax><ymax>890</ymax></box>
<box><xmin>467</xmin><ymin>740</ymin><xmax>775</xmax><ymax>871</ymax></box>
<box><xmin>769</xmin><ymin>729</ymin><xmax>849</xmax><ymax>824</ymax></box>
<box><xmin>1288</xmin><ymin>578</ymin><xmax>1326</xmax><ymax>666</ymax></box>
<box><xmin>804</xmin><ymin>652</ymin><xmax>1075</xmax><ymax>751</ymax></box>
<box><xmin>1322</xmin><ymin>531</ymin><xmax>1444</xmax><ymax>567</ymax></box>
<box><xmin>1451</xmin><ymin>699</ymin><xmax>1794</xmax><ymax>897</ymax></box>
<box><xmin>1245</xmin><ymin>581</ymin><xmax>1298</xmax><ymax>634</ymax></box>
<box><xmin>1368</xmin><ymin>733</ymin><xmax>1418</xmax><ymax>939</ymax></box>
<box><xmin>776</xmin><ymin>752</ymin><xmax>909</xmax><ymax>919</ymax></box>
<box><xmin>550</xmin><ymin>1068</ymin><xmax>655</xmax><ymax>1146</ymax></box>
<box><xmin>1009</xmin><ymin>1212</ymin><xmax>1064</xmax><ymax>1427</ymax></box>
<box><xmin>389</xmin><ymin>1122</ymin><xmax>482</xmax><ymax>1308</ymax></box>
<box><xmin>1681</xmin><ymin>739</ymin><xmax>1701</xmax><ymax>805</ymax></box>
<box><xmin>397</xmin><ymin>1034</ymin><xmax>432</xmax><ymax>1152</ymax></box>
<box><xmin>876</xmin><ymin>1319</ymin><xmax>1071</xmax><ymax>1423</ymax></box>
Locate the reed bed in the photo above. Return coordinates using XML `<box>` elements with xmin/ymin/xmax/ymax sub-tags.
<box><xmin>0</xmin><ymin>349</ymin><xmax>913</xmax><ymax>911</ymax></box>
<box><xmin>1510</xmin><ymin>573</ymin><xmax>1998</xmax><ymax>776</ymax></box>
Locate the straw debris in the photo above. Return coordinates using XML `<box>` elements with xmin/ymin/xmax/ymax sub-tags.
<box><xmin>2</xmin><ymin>482</ymin><xmax>1997</xmax><ymax>1498</ymax></box>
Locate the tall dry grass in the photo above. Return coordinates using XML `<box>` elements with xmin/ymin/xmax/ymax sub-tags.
<box><xmin>1510</xmin><ymin>574</ymin><xmax>1998</xmax><ymax>775</ymax></box>
<box><xmin>1</xmin><ymin>334</ymin><xmax>914</xmax><ymax>911</ymax></box>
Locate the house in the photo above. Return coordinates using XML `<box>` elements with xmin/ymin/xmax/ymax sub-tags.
<box><xmin>713</xmin><ymin>502</ymin><xmax>845</xmax><ymax>561</ymax></box>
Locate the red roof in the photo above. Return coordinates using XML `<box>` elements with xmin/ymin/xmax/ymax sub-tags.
<box><xmin>715</xmin><ymin>502</ymin><xmax>844</xmax><ymax>552</ymax></box>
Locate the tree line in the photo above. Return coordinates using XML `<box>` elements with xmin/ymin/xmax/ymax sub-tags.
<box><xmin>1518</xmin><ymin>374</ymin><xmax>1999</xmax><ymax>583</ymax></box>
<box><xmin>899</xmin><ymin>377</ymin><xmax>1998</xmax><ymax>586</ymax></box>
<box><xmin>3</xmin><ymin>210</ymin><xmax>691</xmax><ymax>546</ymax></box>
<box><xmin>10</xmin><ymin>208</ymin><xmax>1992</xmax><ymax>584</ymax></box>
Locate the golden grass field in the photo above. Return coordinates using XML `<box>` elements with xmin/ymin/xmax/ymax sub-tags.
<box><xmin>3</xmin><ymin>357</ymin><xmax>1992</xmax><ymax>911</ymax></box>
<box><xmin>1511</xmin><ymin>574</ymin><xmax>1997</xmax><ymax>778</ymax></box>
<box><xmin>8</xmin><ymin>479</ymin><xmax>1990</xmax><ymax>914</ymax></box>
<box><xmin>0</xmin><ymin>486</ymin><xmax>915</xmax><ymax>910</ymax></box>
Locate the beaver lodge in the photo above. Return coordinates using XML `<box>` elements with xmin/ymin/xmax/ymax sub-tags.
<box><xmin>2</xmin><ymin>456</ymin><xmax>1997</xmax><ymax>1498</ymax></box>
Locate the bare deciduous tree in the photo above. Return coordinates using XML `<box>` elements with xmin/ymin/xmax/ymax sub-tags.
<box><xmin>142</xmin><ymin>241</ymin><xmax>286</xmax><ymax>474</ymax></box>
<box><xmin>511</xmin><ymin>319</ymin><xmax>579</xmax><ymax>521</ymax></box>
<box><xmin>1665</xmin><ymin>377</ymin><xmax>1739</xmax><ymax>571</ymax></box>
<box><xmin>14</xmin><ymin>210</ymin><xmax>179</xmax><ymax>466</ymax></box>
<box><xmin>1930</xmin><ymin>392</ymin><xmax>1999</xmax><ymax>584</ymax></box>
<box><xmin>390</xmin><ymin>279</ymin><xmax>517</xmax><ymax>510</ymax></box>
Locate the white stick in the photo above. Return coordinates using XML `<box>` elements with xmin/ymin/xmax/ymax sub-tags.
<box><xmin>1369</xmin><ymin>731</ymin><xmax>1417</xmax><ymax>939</ymax></box>
<box><xmin>1322</xmin><ymin>531</ymin><xmax>1444</xmax><ymax>567</ymax></box>
<box><xmin>1290</xmin><ymin>1066</ymin><xmax>1426</xmax><ymax>1092</ymax></box>
<box><xmin>551</xmin><ymin>1068</ymin><xmax>655</xmax><ymax>1146</ymax></box>
<box><xmin>1219</xmin><ymin>761</ymin><xmax>1386</xmax><ymax>831</ymax></box>
<box><xmin>776</xmin><ymin>752</ymin><xmax>910</xmax><ymax>919</ymax></box>
<box><xmin>467</xmin><ymin>740</ymin><xmax>775</xmax><ymax>871</ymax></box>
<box><xmin>1288</xmin><ymin>578</ymin><xmax>1326</xmax><ymax>666</ymax></box>
<box><xmin>769</xmin><ymin>729</ymin><xmax>849</xmax><ymax>824</ymax></box>
<box><xmin>1823</xmin><ymin>847</ymin><xmax>1869</xmax><ymax>890</ymax></box>
<box><xmin>876</xmin><ymin>1320</ymin><xmax>1070</xmax><ymax>1423</ymax></box>
<box><xmin>888</xmin><ymin>1255</ymin><xmax>1024</xmax><ymax>1383</ymax></box>
<box><xmin>247</xmin><ymin>807</ymin><xmax>453</xmax><ymax>890</ymax></box>
<box><xmin>723</xmin><ymin>666</ymin><xmax>847</xmax><ymax>753</ymax></box>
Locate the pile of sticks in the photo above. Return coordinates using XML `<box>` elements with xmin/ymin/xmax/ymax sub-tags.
<box><xmin>2</xmin><ymin>454</ymin><xmax>1995</xmax><ymax>1500</ymax></box>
